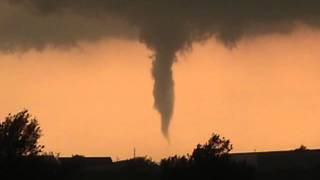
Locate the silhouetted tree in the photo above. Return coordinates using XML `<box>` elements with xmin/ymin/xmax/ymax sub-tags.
<box><xmin>161</xmin><ymin>133</ymin><xmax>255</xmax><ymax>180</ymax></box>
<box><xmin>0</xmin><ymin>110</ymin><xmax>43</xmax><ymax>162</ymax></box>
<box><xmin>0</xmin><ymin>110</ymin><xmax>46</xmax><ymax>179</ymax></box>
<box><xmin>161</xmin><ymin>155</ymin><xmax>190</xmax><ymax>180</ymax></box>
<box><xmin>295</xmin><ymin>145</ymin><xmax>308</xmax><ymax>151</ymax></box>
<box><xmin>190</xmin><ymin>133</ymin><xmax>232</xmax><ymax>164</ymax></box>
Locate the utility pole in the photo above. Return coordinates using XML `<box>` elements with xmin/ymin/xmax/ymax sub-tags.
<box><xmin>133</xmin><ymin>147</ymin><xmax>136</xmax><ymax>158</ymax></box>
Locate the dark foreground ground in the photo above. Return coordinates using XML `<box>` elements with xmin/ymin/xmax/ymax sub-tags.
<box><xmin>2</xmin><ymin>149</ymin><xmax>320</xmax><ymax>180</ymax></box>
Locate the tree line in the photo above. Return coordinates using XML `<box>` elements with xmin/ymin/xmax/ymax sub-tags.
<box><xmin>0</xmin><ymin>109</ymin><xmax>255</xmax><ymax>180</ymax></box>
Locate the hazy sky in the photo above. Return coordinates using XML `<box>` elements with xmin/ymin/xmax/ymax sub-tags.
<box><xmin>1</xmin><ymin>25</ymin><xmax>320</xmax><ymax>160</ymax></box>
<box><xmin>4</xmin><ymin>1</ymin><xmax>320</xmax><ymax>141</ymax></box>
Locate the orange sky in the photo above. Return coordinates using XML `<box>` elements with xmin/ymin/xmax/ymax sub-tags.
<box><xmin>0</xmin><ymin>26</ymin><xmax>320</xmax><ymax>161</ymax></box>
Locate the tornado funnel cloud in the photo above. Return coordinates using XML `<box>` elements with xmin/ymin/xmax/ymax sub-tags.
<box><xmin>5</xmin><ymin>0</ymin><xmax>320</xmax><ymax>140</ymax></box>
<box><xmin>152</xmin><ymin>51</ymin><xmax>175</xmax><ymax>140</ymax></box>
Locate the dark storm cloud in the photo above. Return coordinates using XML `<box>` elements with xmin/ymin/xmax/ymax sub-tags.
<box><xmin>0</xmin><ymin>1</ymin><xmax>137</xmax><ymax>52</ymax></box>
<box><xmin>3</xmin><ymin>0</ymin><xmax>320</xmax><ymax>139</ymax></box>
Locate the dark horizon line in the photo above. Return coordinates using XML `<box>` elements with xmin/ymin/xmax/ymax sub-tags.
<box><xmin>45</xmin><ymin>148</ymin><xmax>320</xmax><ymax>160</ymax></box>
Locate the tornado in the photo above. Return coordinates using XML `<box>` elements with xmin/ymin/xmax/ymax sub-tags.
<box><xmin>151</xmin><ymin>50</ymin><xmax>175</xmax><ymax>140</ymax></box>
<box><xmin>140</xmin><ymin>21</ymin><xmax>189</xmax><ymax>140</ymax></box>
<box><xmin>4</xmin><ymin>0</ymin><xmax>320</xmax><ymax>140</ymax></box>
